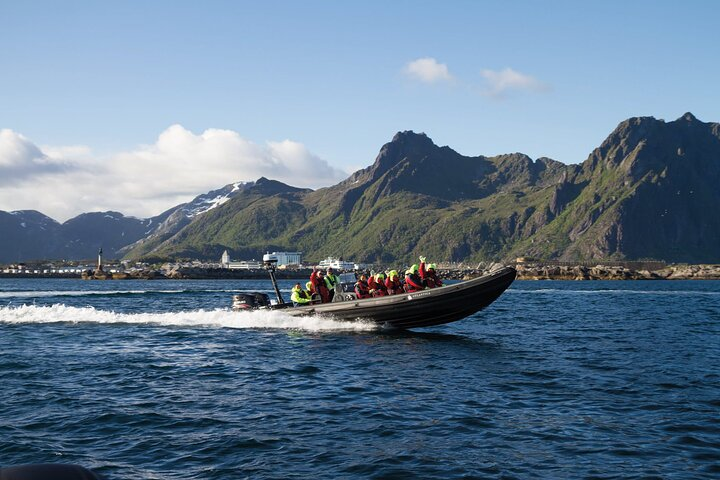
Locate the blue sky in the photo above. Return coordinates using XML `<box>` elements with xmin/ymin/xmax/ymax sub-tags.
<box><xmin>1</xmin><ymin>1</ymin><xmax>719</xmax><ymax>220</ymax></box>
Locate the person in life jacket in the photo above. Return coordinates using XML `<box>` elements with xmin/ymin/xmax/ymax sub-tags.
<box><xmin>419</xmin><ymin>256</ymin><xmax>443</xmax><ymax>288</ymax></box>
<box><xmin>310</xmin><ymin>268</ymin><xmax>332</xmax><ymax>303</ymax></box>
<box><xmin>367</xmin><ymin>271</ymin><xmax>378</xmax><ymax>292</ymax></box>
<box><xmin>354</xmin><ymin>274</ymin><xmax>371</xmax><ymax>298</ymax></box>
<box><xmin>291</xmin><ymin>283</ymin><xmax>312</xmax><ymax>307</ymax></box>
<box><xmin>404</xmin><ymin>264</ymin><xmax>424</xmax><ymax>292</ymax></box>
<box><xmin>324</xmin><ymin>267</ymin><xmax>340</xmax><ymax>297</ymax></box>
<box><xmin>306</xmin><ymin>281</ymin><xmax>320</xmax><ymax>303</ymax></box>
<box><xmin>371</xmin><ymin>272</ymin><xmax>388</xmax><ymax>297</ymax></box>
<box><xmin>385</xmin><ymin>269</ymin><xmax>403</xmax><ymax>295</ymax></box>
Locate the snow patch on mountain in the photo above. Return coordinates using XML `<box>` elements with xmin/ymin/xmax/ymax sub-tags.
<box><xmin>187</xmin><ymin>195</ymin><xmax>231</xmax><ymax>217</ymax></box>
<box><xmin>183</xmin><ymin>181</ymin><xmax>252</xmax><ymax>218</ymax></box>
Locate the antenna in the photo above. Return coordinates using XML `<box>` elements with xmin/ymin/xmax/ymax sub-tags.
<box><xmin>263</xmin><ymin>253</ymin><xmax>284</xmax><ymax>304</ymax></box>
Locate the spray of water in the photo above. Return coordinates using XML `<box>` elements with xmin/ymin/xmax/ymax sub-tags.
<box><xmin>0</xmin><ymin>304</ymin><xmax>379</xmax><ymax>332</ymax></box>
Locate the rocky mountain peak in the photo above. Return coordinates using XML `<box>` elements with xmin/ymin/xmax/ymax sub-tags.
<box><xmin>390</xmin><ymin>130</ymin><xmax>434</xmax><ymax>146</ymax></box>
<box><xmin>584</xmin><ymin>113</ymin><xmax>720</xmax><ymax>177</ymax></box>
<box><xmin>679</xmin><ymin>112</ymin><xmax>699</xmax><ymax>123</ymax></box>
<box><xmin>250</xmin><ymin>177</ymin><xmax>309</xmax><ymax>195</ymax></box>
<box><xmin>371</xmin><ymin>131</ymin><xmax>439</xmax><ymax>175</ymax></box>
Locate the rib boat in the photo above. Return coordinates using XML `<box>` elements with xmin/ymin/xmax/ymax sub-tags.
<box><xmin>233</xmin><ymin>257</ymin><xmax>516</xmax><ymax>329</ymax></box>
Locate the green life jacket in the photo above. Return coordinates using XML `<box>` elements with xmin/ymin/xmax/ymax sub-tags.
<box><xmin>324</xmin><ymin>273</ymin><xmax>339</xmax><ymax>290</ymax></box>
<box><xmin>291</xmin><ymin>288</ymin><xmax>311</xmax><ymax>304</ymax></box>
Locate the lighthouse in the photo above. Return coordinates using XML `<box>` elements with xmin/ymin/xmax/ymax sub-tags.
<box><xmin>84</xmin><ymin>247</ymin><xmax>110</xmax><ymax>280</ymax></box>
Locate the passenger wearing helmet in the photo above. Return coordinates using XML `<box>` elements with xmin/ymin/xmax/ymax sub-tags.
<box><xmin>419</xmin><ymin>256</ymin><xmax>443</xmax><ymax>288</ymax></box>
<box><xmin>354</xmin><ymin>274</ymin><xmax>371</xmax><ymax>299</ymax></box>
<box><xmin>371</xmin><ymin>272</ymin><xmax>388</xmax><ymax>297</ymax></box>
<box><xmin>404</xmin><ymin>264</ymin><xmax>424</xmax><ymax>292</ymax></box>
<box><xmin>291</xmin><ymin>282</ymin><xmax>312</xmax><ymax>307</ymax></box>
<box><xmin>385</xmin><ymin>270</ymin><xmax>403</xmax><ymax>295</ymax></box>
<box><xmin>367</xmin><ymin>271</ymin><xmax>378</xmax><ymax>291</ymax></box>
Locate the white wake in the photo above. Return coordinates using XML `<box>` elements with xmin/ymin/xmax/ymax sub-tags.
<box><xmin>0</xmin><ymin>304</ymin><xmax>378</xmax><ymax>332</ymax></box>
<box><xmin>0</xmin><ymin>288</ymin><xmax>243</xmax><ymax>298</ymax></box>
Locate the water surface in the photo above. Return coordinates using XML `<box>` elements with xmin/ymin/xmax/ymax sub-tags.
<box><xmin>1</xmin><ymin>279</ymin><xmax>718</xmax><ymax>478</ymax></box>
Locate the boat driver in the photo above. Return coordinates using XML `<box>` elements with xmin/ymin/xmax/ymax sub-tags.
<box><xmin>291</xmin><ymin>283</ymin><xmax>312</xmax><ymax>307</ymax></box>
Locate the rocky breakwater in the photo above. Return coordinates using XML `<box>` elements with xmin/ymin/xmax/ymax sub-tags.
<box><xmin>514</xmin><ymin>263</ymin><xmax>720</xmax><ymax>280</ymax></box>
<box><xmin>657</xmin><ymin>264</ymin><xmax>720</xmax><ymax>280</ymax></box>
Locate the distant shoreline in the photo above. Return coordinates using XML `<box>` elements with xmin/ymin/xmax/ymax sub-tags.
<box><xmin>512</xmin><ymin>263</ymin><xmax>720</xmax><ymax>281</ymax></box>
<box><xmin>2</xmin><ymin>264</ymin><xmax>719</xmax><ymax>281</ymax></box>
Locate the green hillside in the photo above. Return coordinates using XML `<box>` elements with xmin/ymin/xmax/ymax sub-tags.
<box><xmin>122</xmin><ymin>113</ymin><xmax>720</xmax><ymax>264</ymax></box>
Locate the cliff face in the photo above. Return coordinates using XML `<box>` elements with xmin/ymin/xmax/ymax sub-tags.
<box><xmin>609</xmin><ymin>114</ymin><xmax>720</xmax><ymax>262</ymax></box>
<box><xmin>513</xmin><ymin>113</ymin><xmax>720</xmax><ymax>262</ymax></box>
<box><xmin>3</xmin><ymin>113</ymin><xmax>720</xmax><ymax>263</ymax></box>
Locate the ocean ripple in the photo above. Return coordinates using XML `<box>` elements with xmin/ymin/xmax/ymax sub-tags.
<box><xmin>0</xmin><ymin>279</ymin><xmax>718</xmax><ymax>478</ymax></box>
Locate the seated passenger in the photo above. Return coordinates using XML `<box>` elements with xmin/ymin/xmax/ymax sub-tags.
<box><xmin>419</xmin><ymin>256</ymin><xmax>443</xmax><ymax>288</ymax></box>
<box><xmin>385</xmin><ymin>270</ymin><xmax>403</xmax><ymax>295</ymax></box>
<box><xmin>306</xmin><ymin>281</ymin><xmax>320</xmax><ymax>303</ymax></box>
<box><xmin>371</xmin><ymin>273</ymin><xmax>388</xmax><ymax>297</ymax></box>
<box><xmin>367</xmin><ymin>271</ymin><xmax>377</xmax><ymax>291</ymax></box>
<box><xmin>291</xmin><ymin>282</ymin><xmax>312</xmax><ymax>307</ymax></box>
<box><xmin>354</xmin><ymin>274</ymin><xmax>371</xmax><ymax>299</ymax></box>
<box><xmin>404</xmin><ymin>264</ymin><xmax>424</xmax><ymax>292</ymax></box>
<box><xmin>425</xmin><ymin>263</ymin><xmax>443</xmax><ymax>288</ymax></box>
<box><xmin>310</xmin><ymin>268</ymin><xmax>331</xmax><ymax>303</ymax></box>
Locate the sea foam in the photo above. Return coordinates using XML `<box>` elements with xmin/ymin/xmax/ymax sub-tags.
<box><xmin>0</xmin><ymin>304</ymin><xmax>378</xmax><ymax>332</ymax></box>
<box><xmin>0</xmin><ymin>288</ymin><xmax>240</xmax><ymax>299</ymax></box>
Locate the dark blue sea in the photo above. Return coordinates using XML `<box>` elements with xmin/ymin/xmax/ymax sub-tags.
<box><xmin>1</xmin><ymin>278</ymin><xmax>719</xmax><ymax>479</ymax></box>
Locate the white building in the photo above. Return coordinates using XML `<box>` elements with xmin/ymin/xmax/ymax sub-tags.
<box><xmin>227</xmin><ymin>260</ymin><xmax>264</xmax><ymax>270</ymax></box>
<box><xmin>220</xmin><ymin>250</ymin><xmax>262</xmax><ymax>269</ymax></box>
<box><xmin>264</xmin><ymin>251</ymin><xmax>302</xmax><ymax>267</ymax></box>
<box><xmin>219</xmin><ymin>250</ymin><xmax>302</xmax><ymax>269</ymax></box>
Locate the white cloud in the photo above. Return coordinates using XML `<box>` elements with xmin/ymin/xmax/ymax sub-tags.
<box><xmin>40</xmin><ymin>144</ymin><xmax>94</xmax><ymax>162</ymax></box>
<box><xmin>403</xmin><ymin>57</ymin><xmax>454</xmax><ymax>84</ymax></box>
<box><xmin>0</xmin><ymin>129</ymin><xmax>75</xmax><ymax>182</ymax></box>
<box><xmin>480</xmin><ymin>68</ymin><xmax>549</xmax><ymax>98</ymax></box>
<box><xmin>0</xmin><ymin>126</ymin><xmax>349</xmax><ymax>221</ymax></box>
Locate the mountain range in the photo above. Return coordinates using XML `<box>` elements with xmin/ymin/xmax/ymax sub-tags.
<box><xmin>2</xmin><ymin>112</ymin><xmax>719</xmax><ymax>264</ymax></box>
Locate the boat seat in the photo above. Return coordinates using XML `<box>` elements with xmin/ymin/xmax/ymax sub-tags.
<box><xmin>333</xmin><ymin>292</ymin><xmax>357</xmax><ymax>302</ymax></box>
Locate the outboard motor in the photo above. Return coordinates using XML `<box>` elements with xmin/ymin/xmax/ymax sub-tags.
<box><xmin>232</xmin><ymin>292</ymin><xmax>271</xmax><ymax>310</ymax></box>
<box><xmin>253</xmin><ymin>292</ymin><xmax>271</xmax><ymax>307</ymax></box>
<box><xmin>232</xmin><ymin>293</ymin><xmax>257</xmax><ymax>310</ymax></box>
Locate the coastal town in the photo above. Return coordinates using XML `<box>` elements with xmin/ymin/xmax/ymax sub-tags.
<box><xmin>2</xmin><ymin>249</ymin><xmax>720</xmax><ymax>280</ymax></box>
<box><xmin>0</xmin><ymin>250</ymin><xmax>369</xmax><ymax>279</ymax></box>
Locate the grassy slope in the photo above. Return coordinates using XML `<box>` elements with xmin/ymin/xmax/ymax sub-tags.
<box><xmin>126</xmin><ymin>117</ymin><xmax>720</xmax><ymax>264</ymax></box>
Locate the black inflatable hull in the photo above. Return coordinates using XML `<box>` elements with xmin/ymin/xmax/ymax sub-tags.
<box><xmin>278</xmin><ymin>267</ymin><xmax>516</xmax><ymax>329</ymax></box>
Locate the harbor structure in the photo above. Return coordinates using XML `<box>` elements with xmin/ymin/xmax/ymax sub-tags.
<box><xmin>263</xmin><ymin>252</ymin><xmax>302</xmax><ymax>267</ymax></box>
<box><xmin>221</xmin><ymin>250</ymin><xmax>301</xmax><ymax>269</ymax></box>
<box><xmin>317</xmin><ymin>257</ymin><xmax>358</xmax><ymax>271</ymax></box>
